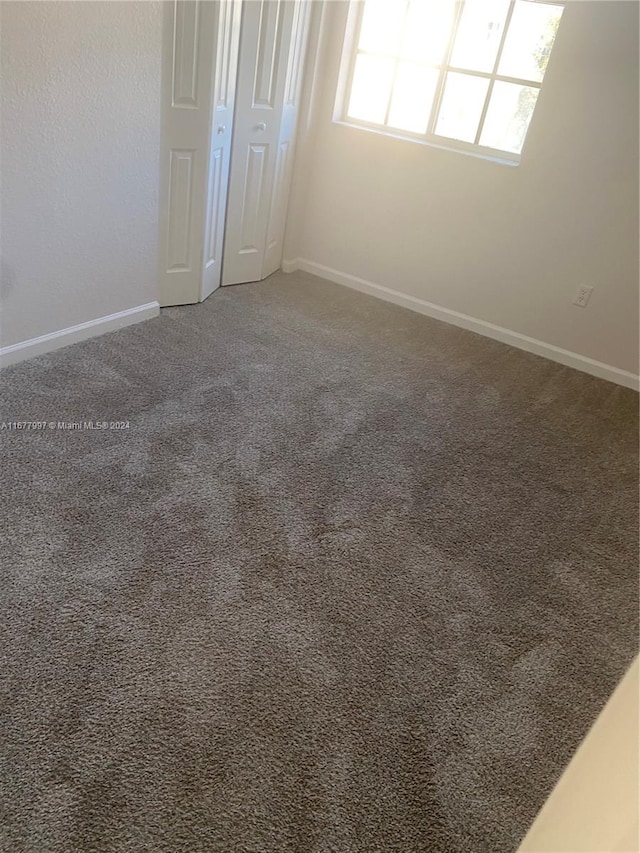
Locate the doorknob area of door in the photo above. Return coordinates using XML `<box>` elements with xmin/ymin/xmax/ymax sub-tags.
<box><xmin>255</xmin><ymin>122</ymin><xmax>267</xmax><ymax>131</ymax></box>
<box><xmin>217</xmin><ymin>125</ymin><xmax>226</xmax><ymax>134</ymax></box>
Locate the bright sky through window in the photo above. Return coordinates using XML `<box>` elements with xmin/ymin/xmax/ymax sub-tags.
<box><xmin>342</xmin><ymin>0</ymin><xmax>564</xmax><ymax>159</ymax></box>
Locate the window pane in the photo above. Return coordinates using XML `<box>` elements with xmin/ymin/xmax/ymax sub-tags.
<box><xmin>347</xmin><ymin>53</ymin><xmax>394</xmax><ymax>124</ymax></box>
<box><xmin>435</xmin><ymin>72</ymin><xmax>490</xmax><ymax>143</ymax></box>
<box><xmin>498</xmin><ymin>1</ymin><xmax>563</xmax><ymax>83</ymax></box>
<box><xmin>358</xmin><ymin>0</ymin><xmax>405</xmax><ymax>56</ymax></box>
<box><xmin>388</xmin><ymin>63</ymin><xmax>439</xmax><ymax>134</ymax></box>
<box><xmin>401</xmin><ymin>0</ymin><xmax>456</xmax><ymax>65</ymax></box>
<box><xmin>450</xmin><ymin>0</ymin><xmax>510</xmax><ymax>73</ymax></box>
<box><xmin>480</xmin><ymin>81</ymin><xmax>539</xmax><ymax>153</ymax></box>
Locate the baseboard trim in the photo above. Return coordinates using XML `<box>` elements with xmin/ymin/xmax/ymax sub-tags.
<box><xmin>281</xmin><ymin>258</ymin><xmax>301</xmax><ymax>274</ymax></box>
<box><xmin>282</xmin><ymin>258</ymin><xmax>639</xmax><ymax>391</ymax></box>
<box><xmin>0</xmin><ymin>301</ymin><xmax>160</xmax><ymax>368</ymax></box>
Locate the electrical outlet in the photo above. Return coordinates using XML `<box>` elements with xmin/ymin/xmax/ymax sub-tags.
<box><xmin>573</xmin><ymin>284</ymin><xmax>593</xmax><ymax>308</ymax></box>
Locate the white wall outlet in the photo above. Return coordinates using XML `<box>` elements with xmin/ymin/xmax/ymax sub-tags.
<box><xmin>573</xmin><ymin>284</ymin><xmax>594</xmax><ymax>308</ymax></box>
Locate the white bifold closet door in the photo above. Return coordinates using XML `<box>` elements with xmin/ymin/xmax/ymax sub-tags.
<box><xmin>159</xmin><ymin>0</ymin><xmax>311</xmax><ymax>306</ymax></box>
<box><xmin>159</xmin><ymin>0</ymin><xmax>241</xmax><ymax>306</ymax></box>
<box><xmin>222</xmin><ymin>0</ymin><xmax>311</xmax><ymax>286</ymax></box>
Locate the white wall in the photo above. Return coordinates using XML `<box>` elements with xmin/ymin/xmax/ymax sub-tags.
<box><xmin>518</xmin><ymin>657</ymin><xmax>639</xmax><ymax>853</ymax></box>
<box><xmin>287</xmin><ymin>0</ymin><xmax>639</xmax><ymax>378</ymax></box>
<box><xmin>0</xmin><ymin>1</ymin><xmax>162</xmax><ymax>351</ymax></box>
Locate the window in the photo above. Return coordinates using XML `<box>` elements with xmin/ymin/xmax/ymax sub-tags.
<box><xmin>337</xmin><ymin>0</ymin><xmax>564</xmax><ymax>162</ymax></box>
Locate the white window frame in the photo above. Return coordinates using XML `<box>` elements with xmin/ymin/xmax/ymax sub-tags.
<box><xmin>334</xmin><ymin>0</ymin><xmax>564</xmax><ymax>165</ymax></box>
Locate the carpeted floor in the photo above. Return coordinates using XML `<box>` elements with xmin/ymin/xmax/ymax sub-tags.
<box><xmin>0</xmin><ymin>271</ymin><xmax>638</xmax><ymax>853</ymax></box>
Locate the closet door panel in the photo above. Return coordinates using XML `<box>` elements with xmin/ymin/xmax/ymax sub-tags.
<box><xmin>159</xmin><ymin>0</ymin><xmax>241</xmax><ymax>306</ymax></box>
<box><xmin>222</xmin><ymin>0</ymin><xmax>299</xmax><ymax>286</ymax></box>
<box><xmin>201</xmin><ymin>0</ymin><xmax>241</xmax><ymax>300</ymax></box>
<box><xmin>262</xmin><ymin>0</ymin><xmax>312</xmax><ymax>278</ymax></box>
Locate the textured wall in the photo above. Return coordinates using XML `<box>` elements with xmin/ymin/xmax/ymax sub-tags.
<box><xmin>289</xmin><ymin>1</ymin><xmax>640</xmax><ymax>375</ymax></box>
<box><xmin>0</xmin><ymin>1</ymin><xmax>163</xmax><ymax>348</ymax></box>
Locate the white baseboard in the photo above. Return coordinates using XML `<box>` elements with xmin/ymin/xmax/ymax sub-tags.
<box><xmin>282</xmin><ymin>258</ymin><xmax>639</xmax><ymax>391</ymax></box>
<box><xmin>281</xmin><ymin>258</ymin><xmax>301</xmax><ymax>274</ymax></box>
<box><xmin>0</xmin><ymin>301</ymin><xmax>160</xmax><ymax>368</ymax></box>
